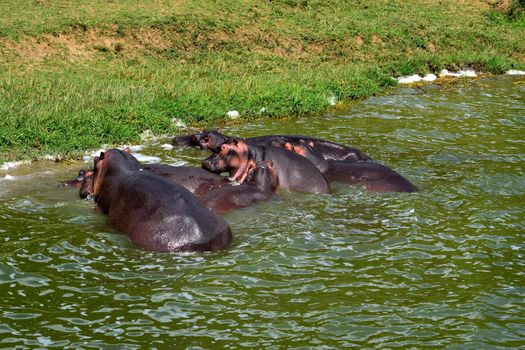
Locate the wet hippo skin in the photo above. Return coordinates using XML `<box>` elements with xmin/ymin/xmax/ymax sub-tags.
<box><xmin>142</xmin><ymin>164</ymin><xmax>229</xmax><ymax>196</ymax></box>
<box><xmin>199</xmin><ymin>161</ymin><xmax>279</xmax><ymax>214</ymax></box>
<box><xmin>92</xmin><ymin>149</ymin><xmax>232</xmax><ymax>252</ymax></box>
<box><xmin>278</xmin><ymin>140</ymin><xmax>418</xmax><ymax>193</ymax></box>
<box><xmin>202</xmin><ymin>138</ymin><xmax>331</xmax><ymax>194</ymax></box>
<box><xmin>173</xmin><ymin>130</ymin><xmax>370</xmax><ymax>161</ymax></box>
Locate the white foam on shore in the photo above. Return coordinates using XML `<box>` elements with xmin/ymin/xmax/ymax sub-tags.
<box><xmin>128</xmin><ymin>145</ymin><xmax>144</xmax><ymax>152</ymax></box>
<box><xmin>160</xmin><ymin>144</ymin><xmax>174</xmax><ymax>150</ymax></box>
<box><xmin>397</xmin><ymin>74</ymin><xmax>422</xmax><ymax>84</ymax></box>
<box><xmin>421</xmin><ymin>73</ymin><xmax>437</xmax><ymax>82</ymax></box>
<box><xmin>507</xmin><ymin>70</ymin><xmax>525</xmax><ymax>75</ymax></box>
<box><xmin>397</xmin><ymin>70</ymin><xmax>478</xmax><ymax>84</ymax></box>
<box><xmin>132</xmin><ymin>153</ymin><xmax>161</xmax><ymax>163</ymax></box>
<box><xmin>0</xmin><ymin>160</ymin><xmax>31</xmax><ymax>171</ymax></box>
<box><xmin>43</xmin><ymin>154</ymin><xmax>61</xmax><ymax>162</ymax></box>
<box><xmin>397</xmin><ymin>73</ymin><xmax>438</xmax><ymax>84</ymax></box>
<box><xmin>439</xmin><ymin>69</ymin><xmax>477</xmax><ymax>78</ymax></box>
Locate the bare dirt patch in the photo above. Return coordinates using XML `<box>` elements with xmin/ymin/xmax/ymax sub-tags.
<box><xmin>0</xmin><ymin>27</ymin><xmax>174</xmax><ymax>63</ymax></box>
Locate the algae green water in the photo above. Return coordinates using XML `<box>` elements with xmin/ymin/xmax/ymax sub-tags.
<box><xmin>1</xmin><ymin>77</ymin><xmax>524</xmax><ymax>349</ymax></box>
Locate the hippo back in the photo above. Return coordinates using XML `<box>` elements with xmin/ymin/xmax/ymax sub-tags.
<box><xmin>107</xmin><ymin>171</ymin><xmax>232</xmax><ymax>252</ymax></box>
<box><xmin>143</xmin><ymin>164</ymin><xmax>228</xmax><ymax>195</ymax></box>
<box><xmin>248</xmin><ymin>135</ymin><xmax>370</xmax><ymax>161</ymax></box>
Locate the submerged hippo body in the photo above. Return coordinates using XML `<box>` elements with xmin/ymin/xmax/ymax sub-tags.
<box><xmin>199</xmin><ymin>161</ymin><xmax>279</xmax><ymax>214</ymax></box>
<box><xmin>58</xmin><ymin>169</ymin><xmax>88</xmax><ymax>188</ymax></box>
<box><xmin>248</xmin><ymin>135</ymin><xmax>370</xmax><ymax>161</ymax></box>
<box><xmin>142</xmin><ymin>164</ymin><xmax>228</xmax><ymax>196</ymax></box>
<box><xmin>64</xmin><ymin>164</ymin><xmax>228</xmax><ymax>199</ymax></box>
<box><xmin>320</xmin><ymin>161</ymin><xmax>418</xmax><ymax>192</ymax></box>
<box><xmin>173</xmin><ymin>130</ymin><xmax>370</xmax><ymax>161</ymax></box>
<box><xmin>202</xmin><ymin>138</ymin><xmax>330</xmax><ymax>194</ymax></box>
<box><xmin>93</xmin><ymin>149</ymin><xmax>232</xmax><ymax>252</ymax></box>
<box><xmin>277</xmin><ymin>140</ymin><xmax>418</xmax><ymax>193</ymax></box>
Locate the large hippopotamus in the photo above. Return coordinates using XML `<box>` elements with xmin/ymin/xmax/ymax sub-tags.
<box><xmin>199</xmin><ymin>160</ymin><xmax>279</xmax><ymax>213</ymax></box>
<box><xmin>202</xmin><ymin>138</ymin><xmax>331</xmax><ymax>194</ymax></box>
<box><xmin>173</xmin><ymin>130</ymin><xmax>370</xmax><ymax>161</ymax></box>
<box><xmin>276</xmin><ymin>140</ymin><xmax>418</xmax><ymax>193</ymax></box>
<box><xmin>92</xmin><ymin>149</ymin><xmax>232</xmax><ymax>252</ymax></box>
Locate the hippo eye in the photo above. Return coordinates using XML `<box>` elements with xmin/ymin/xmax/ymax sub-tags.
<box><xmin>78</xmin><ymin>170</ymin><xmax>85</xmax><ymax>176</ymax></box>
<box><xmin>220</xmin><ymin>144</ymin><xmax>227</xmax><ymax>151</ymax></box>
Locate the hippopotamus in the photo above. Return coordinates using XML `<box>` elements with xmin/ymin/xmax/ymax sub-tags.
<box><xmin>199</xmin><ymin>161</ymin><xmax>279</xmax><ymax>213</ymax></box>
<box><xmin>92</xmin><ymin>149</ymin><xmax>232</xmax><ymax>252</ymax></box>
<box><xmin>173</xmin><ymin>130</ymin><xmax>370</xmax><ymax>161</ymax></box>
<box><xmin>276</xmin><ymin>140</ymin><xmax>418</xmax><ymax>193</ymax></box>
<box><xmin>59</xmin><ymin>169</ymin><xmax>95</xmax><ymax>199</ymax></box>
<box><xmin>202</xmin><ymin>138</ymin><xmax>331</xmax><ymax>194</ymax></box>
<box><xmin>62</xmin><ymin>164</ymin><xmax>229</xmax><ymax>199</ymax></box>
<box><xmin>58</xmin><ymin>169</ymin><xmax>89</xmax><ymax>188</ymax></box>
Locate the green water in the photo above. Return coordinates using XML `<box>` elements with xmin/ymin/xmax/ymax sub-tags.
<box><xmin>1</xmin><ymin>77</ymin><xmax>524</xmax><ymax>349</ymax></box>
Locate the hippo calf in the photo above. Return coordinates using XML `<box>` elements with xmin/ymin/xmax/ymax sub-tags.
<box><xmin>199</xmin><ymin>160</ymin><xmax>279</xmax><ymax>213</ymax></box>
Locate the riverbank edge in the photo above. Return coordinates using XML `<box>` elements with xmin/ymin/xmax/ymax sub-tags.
<box><xmin>2</xmin><ymin>71</ymin><xmax>523</xmax><ymax>171</ymax></box>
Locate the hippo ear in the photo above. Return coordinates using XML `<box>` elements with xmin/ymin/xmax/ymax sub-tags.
<box><xmin>78</xmin><ymin>169</ymin><xmax>85</xmax><ymax>176</ymax></box>
<box><xmin>123</xmin><ymin>147</ymin><xmax>131</xmax><ymax>154</ymax></box>
<box><xmin>284</xmin><ymin>142</ymin><xmax>293</xmax><ymax>151</ymax></box>
<box><xmin>99</xmin><ymin>152</ymin><xmax>105</xmax><ymax>160</ymax></box>
<box><xmin>268</xmin><ymin>160</ymin><xmax>274</xmax><ymax>167</ymax></box>
<box><xmin>308</xmin><ymin>141</ymin><xmax>314</xmax><ymax>148</ymax></box>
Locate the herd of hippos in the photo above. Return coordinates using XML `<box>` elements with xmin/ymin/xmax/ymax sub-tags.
<box><xmin>60</xmin><ymin>130</ymin><xmax>418</xmax><ymax>253</ymax></box>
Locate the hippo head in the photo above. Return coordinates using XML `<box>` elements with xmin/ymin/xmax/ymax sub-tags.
<box><xmin>281</xmin><ymin>139</ymin><xmax>325</xmax><ymax>166</ymax></box>
<box><xmin>92</xmin><ymin>149</ymin><xmax>141</xmax><ymax>208</ymax></box>
<box><xmin>247</xmin><ymin>160</ymin><xmax>279</xmax><ymax>192</ymax></box>
<box><xmin>192</xmin><ymin>130</ymin><xmax>228</xmax><ymax>152</ymax></box>
<box><xmin>79</xmin><ymin>170</ymin><xmax>94</xmax><ymax>199</ymax></box>
<box><xmin>58</xmin><ymin>169</ymin><xmax>89</xmax><ymax>188</ymax></box>
<box><xmin>201</xmin><ymin>138</ymin><xmax>251</xmax><ymax>182</ymax></box>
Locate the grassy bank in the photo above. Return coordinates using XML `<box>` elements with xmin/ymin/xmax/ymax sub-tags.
<box><xmin>1</xmin><ymin>0</ymin><xmax>524</xmax><ymax>163</ymax></box>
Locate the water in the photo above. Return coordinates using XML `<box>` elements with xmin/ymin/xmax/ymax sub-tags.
<box><xmin>1</xmin><ymin>77</ymin><xmax>524</xmax><ymax>349</ymax></box>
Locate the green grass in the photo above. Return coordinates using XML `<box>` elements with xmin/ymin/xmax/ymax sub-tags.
<box><xmin>1</xmin><ymin>0</ymin><xmax>524</xmax><ymax>163</ymax></box>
